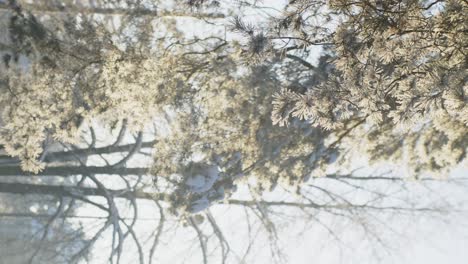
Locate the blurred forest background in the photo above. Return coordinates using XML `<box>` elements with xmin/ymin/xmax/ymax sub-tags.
<box><xmin>0</xmin><ymin>0</ymin><xmax>466</xmax><ymax>263</ymax></box>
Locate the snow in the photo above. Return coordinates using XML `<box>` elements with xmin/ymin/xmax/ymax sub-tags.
<box><xmin>185</xmin><ymin>165</ymin><xmax>219</xmax><ymax>193</ymax></box>
<box><xmin>185</xmin><ymin>174</ymin><xmax>209</xmax><ymax>192</ymax></box>
<box><xmin>181</xmin><ymin>164</ymin><xmax>236</xmax><ymax>213</ymax></box>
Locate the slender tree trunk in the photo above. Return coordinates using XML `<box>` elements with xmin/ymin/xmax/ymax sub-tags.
<box><xmin>47</xmin><ymin>141</ymin><xmax>157</xmax><ymax>161</ymax></box>
<box><xmin>0</xmin><ymin>140</ymin><xmax>156</xmax><ymax>164</ymax></box>
<box><xmin>0</xmin><ymin>2</ymin><xmax>225</xmax><ymax>18</ymax></box>
<box><xmin>0</xmin><ymin>165</ymin><xmax>148</xmax><ymax>176</ymax></box>
<box><xmin>0</xmin><ymin>182</ymin><xmax>162</xmax><ymax>200</ymax></box>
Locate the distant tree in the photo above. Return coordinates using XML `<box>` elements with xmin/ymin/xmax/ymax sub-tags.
<box><xmin>0</xmin><ymin>179</ymin><xmax>89</xmax><ymax>264</ymax></box>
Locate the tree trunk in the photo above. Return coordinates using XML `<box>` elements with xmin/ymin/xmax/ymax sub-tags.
<box><xmin>0</xmin><ymin>165</ymin><xmax>148</xmax><ymax>176</ymax></box>
<box><xmin>0</xmin><ymin>140</ymin><xmax>156</xmax><ymax>165</ymax></box>
<box><xmin>0</xmin><ymin>182</ymin><xmax>161</xmax><ymax>200</ymax></box>
<box><xmin>0</xmin><ymin>2</ymin><xmax>225</xmax><ymax>18</ymax></box>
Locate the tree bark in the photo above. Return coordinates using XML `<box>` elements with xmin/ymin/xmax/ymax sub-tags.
<box><xmin>0</xmin><ymin>140</ymin><xmax>156</xmax><ymax>165</ymax></box>
<box><xmin>0</xmin><ymin>181</ymin><xmax>162</xmax><ymax>200</ymax></box>
<box><xmin>0</xmin><ymin>2</ymin><xmax>225</xmax><ymax>18</ymax></box>
<box><xmin>0</xmin><ymin>165</ymin><xmax>148</xmax><ymax>176</ymax></box>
